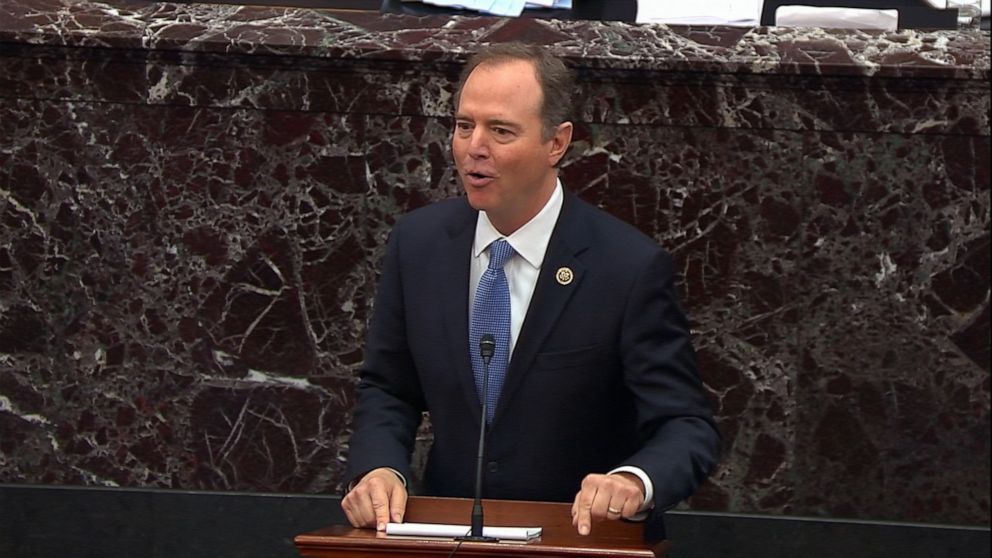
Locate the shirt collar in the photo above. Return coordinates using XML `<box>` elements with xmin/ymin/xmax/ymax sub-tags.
<box><xmin>473</xmin><ymin>179</ymin><xmax>564</xmax><ymax>269</ymax></box>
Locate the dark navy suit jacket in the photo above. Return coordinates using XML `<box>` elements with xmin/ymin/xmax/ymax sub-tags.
<box><xmin>345</xmin><ymin>192</ymin><xmax>719</xmax><ymax>533</ymax></box>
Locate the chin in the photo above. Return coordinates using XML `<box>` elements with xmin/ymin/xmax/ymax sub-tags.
<box><xmin>464</xmin><ymin>188</ymin><xmax>494</xmax><ymax>212</ymax></box>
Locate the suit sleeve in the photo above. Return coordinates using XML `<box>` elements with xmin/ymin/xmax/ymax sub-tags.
<box><xmin>344</xmin><ymin>221</ymin><xmax>426</xmax><ymax>488</ymax></box>
<box><xmin>619</xmin><ymin>249</ymin><xmax>721</xmax><ymax>510</ymax></box>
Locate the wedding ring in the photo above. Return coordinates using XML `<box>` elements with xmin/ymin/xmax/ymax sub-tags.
<box><xmin>607</xmin><ymin>507</ymin><xmax>622</xmax><ymax>515</ymax></box>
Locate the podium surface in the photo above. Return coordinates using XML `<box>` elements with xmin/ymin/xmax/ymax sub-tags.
<box><xmin>294</xmin><ymin>496</ymin><xmax>670</xmax><ymax>557</ymax></box>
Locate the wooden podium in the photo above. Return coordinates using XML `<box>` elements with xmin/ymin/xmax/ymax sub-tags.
<box><xmin>294</xmin><ymin>496</ymin><xmax>671</xmax><ymax>557</ymax></box>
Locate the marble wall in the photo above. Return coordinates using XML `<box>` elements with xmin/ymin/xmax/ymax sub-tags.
<box><xmin>1</xmin><ymin>0</ymin><xmax>989</xmax><ymax>525</ymax></box>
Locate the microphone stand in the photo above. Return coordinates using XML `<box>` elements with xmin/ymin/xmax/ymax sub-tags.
<box><xmin>456</xmin><ymin>334</ymin><xmax>499</xmax><ymax>543</ymax></box>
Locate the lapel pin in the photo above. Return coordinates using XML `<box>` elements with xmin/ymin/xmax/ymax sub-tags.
<box><xmin>555</xmin><ymin>267</ymin><xmax>574</xmax><ymax>286</ymax></box>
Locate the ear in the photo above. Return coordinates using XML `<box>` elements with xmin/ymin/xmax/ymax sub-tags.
<box><xmin>548</xmin><ymin>121</ymin><xmax>573</xmax><ymax>167</ymax></box>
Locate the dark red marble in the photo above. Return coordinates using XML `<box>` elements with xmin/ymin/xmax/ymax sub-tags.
<box><xmin>0</xmin><ymin>0</ymin><xmax>988</xmax><ymax>527</ymax></box>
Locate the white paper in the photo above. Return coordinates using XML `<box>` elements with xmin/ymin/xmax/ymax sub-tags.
<box><xmin>421</xmin><ymin>0</ymin><xmax>527</xmax><ymax>16</ymax></box>
<box><xmin>636</xmin><ymin>0</ymin><xmax>763</xmax><ymax>26</ymax></box>
<box><xmin>775</xmin><ymin>6</ymin><xmax>899</xmax><ymax>30</ymax></box>
<box><xmin>385</xmin><ymin>522</ymin><xmax>542</xmax><ymax>541</ymax></box>
<box><xmin>420</xmin><ymin>0</ymin><xmax>487</xmax><ymax>12</ymax></box>
<box><xmin>497</xmin><ymin>0</ymin><xmax>525</xmax><ymax>16</ymax></box>
<box><xmin>924</xmin><ymin>0</ymin><xmax>990</xmax><ymax>17</ymax></box>
<box><xmin>526</xmin><ymin>0</ymin><xmax>573</xmax><ymax>8</ymax></box>
<box><xmin>411</xmin><ymin>0</ymin><xmax>571</xmax><ymax>14</ymax></box>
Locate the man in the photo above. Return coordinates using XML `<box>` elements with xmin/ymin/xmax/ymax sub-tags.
<box><xmin>342</xmin><ymin>42</ymin><xmax>719</xmax><ymax>538</ymax></box>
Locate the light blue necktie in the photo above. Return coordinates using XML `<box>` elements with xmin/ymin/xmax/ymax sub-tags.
<box><xmin>470</xmin><ymin>239</ymin><xmax>514</xmax><ymax>423</ymax></box>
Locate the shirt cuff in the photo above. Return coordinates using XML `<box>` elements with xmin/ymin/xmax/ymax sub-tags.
<box><xmin>609</xmin><ymin>466</ymin><xmax>654</xmax><ymax>520</ymax></box>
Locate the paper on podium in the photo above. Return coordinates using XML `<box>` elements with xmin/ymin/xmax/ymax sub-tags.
<box><xmin>636</xmin><ymin>0</ymin><xmax>763</xmax><ymax>26</ymax></box>
<box><xmin>923</xmin><ymin>0</ymin><xmax>991</xmax><ymax>17</ymax></box>
<box><xmin>385</xmin><ymin>522</ymin><xmax>542</xmax><ymax>541</ymax></box>
<box><xmin>408</xmin><ymin>0</ymin><xmax>572</xmax><ymax>17</ymax></box>
<box><xmin>775</xmin><ymin>6</ymin><xmax>898</xmax><ymax>30</ymax></box>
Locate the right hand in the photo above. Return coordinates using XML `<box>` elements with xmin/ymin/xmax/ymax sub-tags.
<box><xmin>341</xmin><ymin>467</ymin><xmax>408</xmax><ymax>531</ymax></box>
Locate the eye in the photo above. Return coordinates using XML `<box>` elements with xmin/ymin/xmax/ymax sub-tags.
<box><xmin>492</xmin><ymin>127</ymin><xmax>514</xmax><ymax>137</ymax></box>
<box><xmin>455</xmin><ymin>121</ymin><xmax>473</xmax><ymax>133</ymax></box>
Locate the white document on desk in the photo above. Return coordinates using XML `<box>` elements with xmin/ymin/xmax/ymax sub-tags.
<box><xmin>776</xmin><ymin>6</ymin><xmax>898</xmax><ymax>30</ymax></box>
<box><xmin>385</xmin><ymin>522</ymin><xmax>542</xmax><ymax>541</ymax></box>
<box><xmin>636</xmin><ymin>0</ymin><xmax>764</xmax><ymax>26</ymax></box>
<box><xmin>419</xmin><ymin>0</ymin><xmax>527</xmax><ymax>16</ymax></box>
<box><xmin>923</xmin><ymin>0</ymin><xmax>991</xmax><ymax>17</ymax></box>
<box><xmin>411</xmin><ymin>0</ymin><xmax>571</xmax><ymax>15</ymax></box>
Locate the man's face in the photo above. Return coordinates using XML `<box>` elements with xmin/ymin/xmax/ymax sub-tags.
<box><xmin>452</xmin><ymin>59</ymin><xmax>571</xmax><ymax>235</ymax></box>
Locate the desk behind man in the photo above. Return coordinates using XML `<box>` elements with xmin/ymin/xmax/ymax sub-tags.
<box><xmin>341</xmin><ymin>42</ymin><xmax>720</xmax><ymax>540</ymax></box>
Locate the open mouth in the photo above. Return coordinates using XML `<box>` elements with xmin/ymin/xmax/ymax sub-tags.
<box><xmin>464</xmin><ymin>170</ymin><xmax>496</xmax><ymax>186</ymax></box>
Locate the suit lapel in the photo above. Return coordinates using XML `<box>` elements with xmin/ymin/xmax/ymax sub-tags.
<box><xmin>438</xmin><ymin>200</ymin><xmax>485</xmax><ymax>419</ymax></box>
<box><xmin>492</xmin><ymin>193</ymin><xmax>589</xmax><ymax>426</ymax></box>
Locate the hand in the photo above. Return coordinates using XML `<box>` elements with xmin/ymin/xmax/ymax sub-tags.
<box><xmin>341</xmin><ymin>468</ymin><xmax>408</xmax><ymax>531</ymax></box>
<box><xmin>571</xmin><ymin>472</ymin><xmax>645</xmax><ymax>536</ymax></box>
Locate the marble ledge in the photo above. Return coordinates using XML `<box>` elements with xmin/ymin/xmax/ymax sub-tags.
<box><xmin>0</xmin><ymin>0</ymin><xmax>988</xmax><ymax>81</ymax></box>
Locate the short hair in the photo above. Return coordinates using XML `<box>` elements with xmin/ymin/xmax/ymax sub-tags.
<box><xmin>454</xmin><ymin>42</ymin><xmax>575</xmax><ymax>141</ymax></box>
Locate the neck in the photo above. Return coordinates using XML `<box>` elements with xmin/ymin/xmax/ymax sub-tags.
<box><xmin>488</xmin><ymin>175</ymin><xmax>557</xmax><ymax>236</ymax></box>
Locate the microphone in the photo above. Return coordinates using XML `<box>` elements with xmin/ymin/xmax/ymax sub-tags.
<box><xmin>457</xmin><ymin>333</ymin><xmax>499</xmax><ymax>542</ymax></box>
<box><xmin>480</xmin><ymin>335</ymin><xmax>495</xmax><ymax>361</ymax></box>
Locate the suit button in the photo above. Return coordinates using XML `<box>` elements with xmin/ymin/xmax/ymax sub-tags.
<box><xmin>487</xmin><ymin>461</ymin><xmax>498</xmax><ymax>473</ymax></box>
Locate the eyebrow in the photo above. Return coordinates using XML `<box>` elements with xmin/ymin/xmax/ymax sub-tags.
<box><xmin>455</xmin><ymin>115</ymin><xmax>521</xmax><ymax>130</ymax></box>
<box><xmin>487</xmin><ymin>119</ymin><xmax>519</xmax><ymax>129</ymax></box>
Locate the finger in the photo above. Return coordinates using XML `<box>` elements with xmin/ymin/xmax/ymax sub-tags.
<box><xmin>343</xmin><ymin>491</ymin><xmax>374</xmax><ymax>529</ymax></box>
<box><xmin>369</xmin><ymin>482</ymin><xmax>392</xmax><ymax>531</ymax></box>
<box><xmin>622</xmin><ymin>489</ymin><xmax>644</xmax><ymax>519</ymax></box>
<box><xmin>608</xmin><ymin>473</ymin><xmax>644</xmax><ymax>518</ymax></box>
<box><xmin>389</xmin><ymin>482</ymin><xmax>408</xmax><ymax>523</ymax></box>
<box><xmin>589</xmin><ymin>483</ymin><xmax>613</xmax><ymax>521</ymax></box>
<box><xmin>606</xmin><ymin>495</ymin><xmax>629</xmax><ymax>519</ymax></box>
<box><xmin>341</xmin><ymin>494</ymin><xmax>361</xmax><ymax>528</ymax></box>
<box><xmin>574</xmin><ymin>480</ymin><xmax>599</xmax><ymax>535</ymax></box>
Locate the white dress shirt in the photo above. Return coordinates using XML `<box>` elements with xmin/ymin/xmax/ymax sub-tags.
<box><xmin>469</xmin><ymin>179</ymin><xmax>655</xmax><ymax>515</ymax></box>
<box><xmin>470</xmin><ymin>181</ymin><xmax>563</xmax><ymax>355</ymax></box>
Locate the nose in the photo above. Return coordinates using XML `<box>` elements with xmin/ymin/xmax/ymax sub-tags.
<box><xmin>467</xmin><ymin>128</ymin><xmax>490</xmax><ymax>159</ymax></box>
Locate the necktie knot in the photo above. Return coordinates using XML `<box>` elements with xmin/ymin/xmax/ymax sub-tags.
<box><xmin>488</xmin><ymin>239</ymin><xmax>514</xmax><ymax>270</ymax></box>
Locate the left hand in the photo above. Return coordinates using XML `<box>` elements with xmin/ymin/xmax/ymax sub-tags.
<box><xmin>571</xmin><ymin>472</ymin><xmax>645</xmax><ymax>536</ymax></box>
